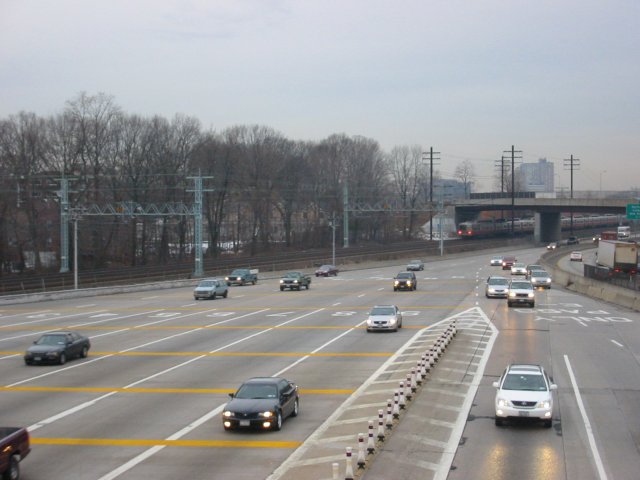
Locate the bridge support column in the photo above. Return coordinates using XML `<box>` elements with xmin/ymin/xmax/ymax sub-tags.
<box><xmin>535</xmin><ymin>212</ymin><xmax>561</xmax><ymax>243</ymax></box>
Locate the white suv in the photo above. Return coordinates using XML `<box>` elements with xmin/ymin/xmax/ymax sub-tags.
<box><xmin>493</xmin><ymin>364</ymin><xmax>557</xmax><ymax>428</ymax></box>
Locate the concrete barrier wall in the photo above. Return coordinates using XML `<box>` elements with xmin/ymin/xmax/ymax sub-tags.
<box><xmin>541</xmin><ymin>256</ymin><xmax>640</xmax><ymax>313</ymax></box>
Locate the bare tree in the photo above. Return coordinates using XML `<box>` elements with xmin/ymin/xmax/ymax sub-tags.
<box><xmin>387</xmin><ymin>145</ymin><xmax>425</xmax><ymax>239</ymax></box>
<box><xmin>454</xmin><ymin>160</ymin><xmax>476</xmax><ymax>199</ymax></box>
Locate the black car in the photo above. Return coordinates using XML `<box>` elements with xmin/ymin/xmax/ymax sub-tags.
<box><xmin>566</xmin><ymin>236</ymin><xmax>580</xmax><ymax>245</ymax></box>
<box><xmin>315</xmin><ymin>264</ymin><xmax>339</xmax><ymax>277</ymax></box>
<box><xmin>24</xmin><ymin>331</ymin><xmax>90</xmax><ymax>365</ymax></box>
<box><xmin>222</xmin><ymin>377</ymin><xmax>299</xmax><ymax>431</ymax></box>
<box><xmin>393</xmin><ymin>271</ymin><xmax>417</xmax><ymax>291</ymax></box>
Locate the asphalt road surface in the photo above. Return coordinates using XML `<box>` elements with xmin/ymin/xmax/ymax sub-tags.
<box><xmin>1</xmin><ymin>245</ymin><xmax>639</xmax><ymax>480</ymax></box>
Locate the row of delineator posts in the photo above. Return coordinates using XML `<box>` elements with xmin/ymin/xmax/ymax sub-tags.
<box><xmin>330</xmin><ymin>320</ymin><xmax>458</xmax><ymax>480</ymax></box>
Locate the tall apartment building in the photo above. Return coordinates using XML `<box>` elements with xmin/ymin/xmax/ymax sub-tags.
<box><xmin>517</xmin><ymin>158</ymin><xmax>554</xmax><ymax>193</ymax></box>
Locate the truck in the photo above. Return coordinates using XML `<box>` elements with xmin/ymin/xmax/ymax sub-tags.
<box><xmin>279</xmin><ymin>271</ymin><xmax>311</xmax><ymax>291</ymax></box>
<box><xmin>1</xmin><ymin>427</ymin><xmax>30</xmax><ymax>480</ymax></box>
<box><xmin>617</xmin><ymin>225</ymin><xmax>631</xmax><ymax>240</ymax></box>
<box><xmin>596</xmin><ymin>240</ymin><xmax>638</xmax><ymax>274</ymax></box>
<box><xmin>224</xmin><ymin>268</ymin><xmax>258</xmax><ymax>286</ymax></box>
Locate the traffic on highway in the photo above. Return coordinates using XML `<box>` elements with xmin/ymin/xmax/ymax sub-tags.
<box><xmin>1</xmin><ymin>245</ymin><xmax>639</xmax><ymax>480</ymax></box>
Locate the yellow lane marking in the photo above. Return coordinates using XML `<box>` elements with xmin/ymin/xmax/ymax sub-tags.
<box><xmin>31</xmin><ymin>437</ymin><xmax>301</xmax><ymax>448</ymax></box>
<box><xmin>0</xmin><ymin>351</ymin><xmax>393</xmax><ymax>357</ymax></box>
<box><xmin>1</xmin><ymin>386</ymin><xmax>352</xmax><ymax>395</ymax></box>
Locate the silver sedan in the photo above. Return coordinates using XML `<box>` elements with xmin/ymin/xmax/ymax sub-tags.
<box><xmin>529</xmin><ymin>270</ymin><xmax>552</xmax><ymax>289</ymax></box>
<box><xmin>366</xmin><ymin>305</ymin><xmax>403</xmax><ymax>332</ymax></box>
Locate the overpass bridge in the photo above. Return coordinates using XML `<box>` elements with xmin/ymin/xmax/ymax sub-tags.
<box><xmin>454</xmin><ymin>197</ymin><xmax>636</xmax><ymax>242</ymax></box>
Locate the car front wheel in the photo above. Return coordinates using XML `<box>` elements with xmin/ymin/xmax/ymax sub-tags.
<box><xmin>3</xmin><ymin>455</ymin><xmax>19</xmax><ymax>480</ymax></box>
<box><xmin>81</xmin><ymin>346</ymin><xmax>89</xmax><ymax>358</ymax></box>
<box><xmin>273</xmin><ymin>411</ymin><xmax>283</xmax><ymax>431</ymax></box>
<box><xmin>223</xmin><ymin>290</ymin><xmax>228</xmax><ymax>298</ymax></box>
<box><xmin>291</xmin><ymin>398</ymin><xmax>299</xmax><ymax>417</ymax></box>
<box><xmin>59</xmin><ymin>353</ymin><xmax>66</xmax><ymax>365</ymax></box>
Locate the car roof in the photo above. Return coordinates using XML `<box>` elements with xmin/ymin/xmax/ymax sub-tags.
<box><xmin>507</xmin><ymin>364</ymin><xmax>544</xmax><ymax>374</ymax></box>
<box><xmin>488</xmin><ymin>275</ymin><xmax>508</xmax><ymax>280</ymax></box>
<box><xmin>242</xmin><ymin>377</ymin><xmax>286</xmax><ymax>385</ymax></box>
<box><xmin>42</xmin><ymin>331</ymin><xmax>74</xmax><ymax>335</ymax></box>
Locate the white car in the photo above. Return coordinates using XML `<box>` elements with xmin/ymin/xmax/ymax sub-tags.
<box><xmin>510</xmin><ymin>263</ymin><xmax>527</xmax><ymax>275</ymax></box>
<box><xmin>490</xmin><ymin>256</ymin><xmax>504</xmax><ymax>266</ymax></box>
<box><xmin>570</xmin><ymin>251</ymin><xmax>583</xmax><ymax>262</ymax></box>
<box><xmin>485</xmin><ymin>276</ymin><xmax>509</xmax><ymax>298</ymax></box>
<box><xmin>507</xmin><ymin>280</ymin><xmax>535</xmax><ymax>308</ymax></box>
<box><xmin>493</xmin><ymin>364</ymin><xmax>556</xmax><ymax>428</ymax></box>
<box><xmin>366</xmin><ymin>305</ymin><xmax>402</xmax><ymax>332</ymax></box>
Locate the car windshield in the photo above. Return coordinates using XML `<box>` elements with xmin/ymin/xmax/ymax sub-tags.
<box><xmin>198</xmin><ymin>281</ymin><xmax>215</xmax><ymax>287</ymax></box>
<box><xmin>502</xmin><ymin>373</ymin><xmax>547</xmax><ymax>391</ymax></box>
<box><xmin>235</xmin><ymin>384</ymin><xmax>278</xmax><ymax>399</ymax></box>
<box><xmin>512</xmin><ymin>263</ymin><xmax>525</xmax><ymax>268</ymax></box>
<box><xmin>531</xmin><ymin>271</ymin><xmax>548</xmax><ymax>277</ymax></box>
<box><xmin>285</xmin><ymin>272</ymin><xmax>300</xmax><ymax>277</ymax></box>
<box><xmin>409</xmin><ymin>260</ymin><xmax>421</xmax><ymax>264</ymax></box>
<box><xmin>488</xmin><ymin>278</ymin><xmax>508</xmax><ymax>285</ymax></box>
<box><xmin>319</xmin><ymin>265</ymin><xmax>331</xmax><ymax>269</ymax></box>
<box><xmin>511</xmin><ymin>282</ymin><xmax>532</xmax><ymax>289</ymax></box>
<box><xmin>396</xmin><ymin>273</ymin><xmax>413</xmax><ymax>279</ymax></box>
<box><xmin>36</xmin><ymin>335</ymin><xmax>66</xmax><ymax>346</ymax></box>
<box><xmin>371</xmin><ymin>307</ymin><xmax>396</xmax><ymax>316</ymax></box>
<box><xmin>231</xmin><ymin>270</ymin><xmax>247</xmax><ymax>275</ymax></box>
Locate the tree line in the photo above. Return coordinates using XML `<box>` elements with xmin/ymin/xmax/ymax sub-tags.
<box><xmin>0</xmin><ymin>92</ymin><xmax>474</xmax><ymax>272</ymax></box>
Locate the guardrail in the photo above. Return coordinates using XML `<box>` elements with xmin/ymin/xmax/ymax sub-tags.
<box><xmin>583</xmin><ymin>264</ymin><xmax>639</xmax><ymax>291</ymax></box>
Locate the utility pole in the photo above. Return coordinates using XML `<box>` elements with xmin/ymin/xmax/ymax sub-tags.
<box><xmin>187</xmin><ymin>175</ymin><xmax>214</xmax><ymax>278</ymax></box>
<box><xmin>563</xmin><ymin>155</ymin><xmax>580</xmax><ymax>235</ymax></box>
<box><xmin>422</xmin><ymin>147</ymin><xmax>440</xmax><ymax>241</ymax></box>
<box><xmin>494</xmin><ymin>155</ymin><xmax>507</xmax><ymax>219</ymax></box>
<box><xmin>343</xmin><ymin>183</ymin><xmax>349</xmax><ymax>248</ymax></box>
<box><xmin>503</xmin><ymin>146</ymin><xmax>522</xmax><ymax>234</ymax></box>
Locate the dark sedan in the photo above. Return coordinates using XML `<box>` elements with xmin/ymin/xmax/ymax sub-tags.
<box><xmin>222</xmin><ymin>377</ymin><xmax>299</xmax><ymax>431</ymax></box>
<box><xmin>315</xmin><ymin>264</ymin><xmax>339</xmax><ymax>277</ymax></box>
<box><xmin>24</xmin><ymin>331</ymin><xmax>90</xmax><ymax>365</ymax></box>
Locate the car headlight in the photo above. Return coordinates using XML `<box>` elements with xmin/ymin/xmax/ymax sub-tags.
<box><xmin>389</xmin><ymin>317</ymin><xmax>397</xmax><ymax>324</ymax></box>
<box><xmin>279</xmin><ymin>279</ymin><xmax>284</xmax><ymax>284</ymax></box>
<box><xmin>293</xmin><ymin>280</ymin><xmax>299</xmax><ymax>284</ymax></box>
<box><xmin>261</xmin><ymin>411</ymin><xmax>274</xmax><ymax>418</ymax></box>
<box><xmin>509</xmin><ymin>292</ymin><xmax>516</xmax><ymax>297</ymax></box>
<box><xmin>225</xmin><ymin>277</ymin><xmax>229</xmax><ymax>281</ymax></box>
<box><xmin>497</xmin><ymin>398</ymin><xmax>510</xmax><ymax>407</ymax></box>
<box><xmin>394</xmin><ymin>280</ymin><xmax>400</xmax><ymax>286</ymax></box>
<box><xmin>537</xmin><ymin>400</ymin><xmax>551</xmax><ymax>409</ymax></box>
<box><xmin>545</xmin><ymin>279</ymin><xmax>551</xmax><ymax>283</ymax></box>
<box><xmin>223</xmin><ymin>410</ymin><xmax>233</xmax><ymax>417</ymax></box>
<box><xmin>47</xmin><ymin>351</ymin><xmax>59</xmax><ymax>357</ymax></box>
<box><xmin>528</xmin><ymin>293</ymin><xmax>534</xmax><ymax>298</ymax></box>
<box><xmin>406</xmin><ymin>281</ymin><xmax>412</xmax><ymax>286</ymax></box>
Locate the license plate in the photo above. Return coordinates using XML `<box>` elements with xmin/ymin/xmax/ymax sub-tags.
<box><xmin>35</xmin><ymin>357</ymin><xmax>42</xmax><ymax>361</ymax></box>
<box><xmin>518</xmin><ymin>411</ymin><xmax>529</xmax><ymax>417</ymax></box>
<box><xmin>239</xmin><ymin>420</ymin><xmax>250</xmax><ymax>427</ymax></box>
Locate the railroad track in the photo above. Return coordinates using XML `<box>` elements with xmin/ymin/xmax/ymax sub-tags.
<box><xmin>0</xmin><ymin>238</ymin><xmax>527</xmax><ymax>297</ymax></box>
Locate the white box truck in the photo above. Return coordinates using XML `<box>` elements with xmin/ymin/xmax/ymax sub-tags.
<box><xmin>596</xmin><ymin>240</ymin><xmax>638</xmax><ymax>274</ymax></box>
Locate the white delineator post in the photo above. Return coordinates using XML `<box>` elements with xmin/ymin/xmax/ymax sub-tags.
<box><xmin>377</xmin><ymin>409</ymin><xmax>385</xmax><ymax>441</ymax></box>
<box><xmin>356</xmin><ymin>433</ymin><xmax>366</xmax><ymax>469</ymax></box>
<box><xmin>345</xmin><ymin>447</ymin><xmax>354</xmax><ymax>480</ymax></box>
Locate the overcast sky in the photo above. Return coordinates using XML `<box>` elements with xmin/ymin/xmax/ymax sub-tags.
<box><xmin>2</xmin><ymin>0</ymin><xmax>639</xmax><ymax>192</ymax></box>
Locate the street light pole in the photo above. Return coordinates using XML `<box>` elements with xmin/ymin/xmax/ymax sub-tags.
<box><xmin>331</xmin><ymin>212</ymin><xmax>336</xmax><ymax>266</ymax></box>
<box><xmin>600</xmin><ymin>170</ymin><xmax>606</xmax><ymax>197</ymax></box>
<box><xmin>73</xmin><ymin>216</ymin><xmax>78</xmax><ymax>290</ymax></box>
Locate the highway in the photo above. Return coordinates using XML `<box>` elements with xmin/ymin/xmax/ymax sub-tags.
<box><xmin>1</xmin><ymin>246</ymin><xmax>639</xmax><ymax>480</ymax></box>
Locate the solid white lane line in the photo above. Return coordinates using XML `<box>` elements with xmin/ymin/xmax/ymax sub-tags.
<box><xmin>564</xmin><ymin>355</ymin><xmax>609</xmax><ymax>480</ymax></box>
<box><xmin>610</xmin><ymin>340</ymin><xmax>623</xmax><ymax>348</ymax></box>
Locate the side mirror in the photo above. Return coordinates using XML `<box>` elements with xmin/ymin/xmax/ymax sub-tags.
<box><xmin>550</xmin><ymin>384</ymin><xmax>558</xmax><ymax>390</ymax></box>
<box><xmin>228</xmin><ymin>393</ymin><xmax>234</xmax><ymax>398</ymax></box>
<box><xmin>492</xmin><ymin>381</ymin><xmax>499</xmax><ymax>388</ymax></box>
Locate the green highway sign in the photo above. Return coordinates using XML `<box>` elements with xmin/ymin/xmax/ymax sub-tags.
<box><xmin>627</xmin><ymin>203</ymin><xmax>640</xmax><ymax>220</ymax></box>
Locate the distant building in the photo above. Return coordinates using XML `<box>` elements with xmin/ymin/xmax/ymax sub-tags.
<box><xmin>517</xmin><ymin>158</ymin><xmax>554</xmax><ymax>193</ymax></box>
